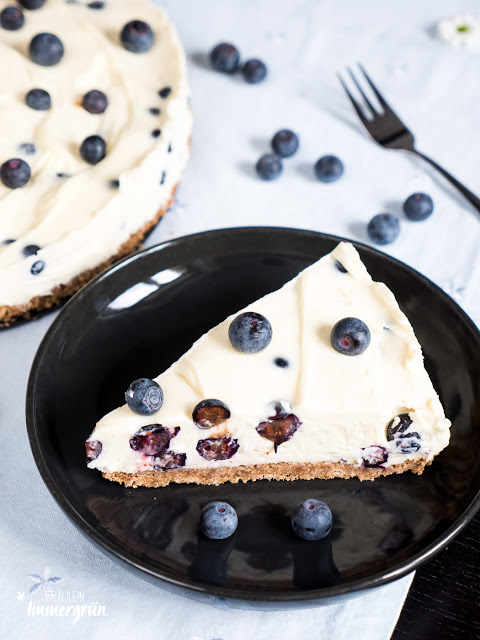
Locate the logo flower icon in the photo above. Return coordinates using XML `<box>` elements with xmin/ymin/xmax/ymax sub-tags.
<box><xmin>27</xmin><ymin>567</ymin><xmax>62</xmax><ymax>595</ymax></box>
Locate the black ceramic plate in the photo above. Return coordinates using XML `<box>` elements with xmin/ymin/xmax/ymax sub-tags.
<box><xmin>27</xmin><ymin>228</ymin><xmax>480</xmax><ymax>605</ymax></box>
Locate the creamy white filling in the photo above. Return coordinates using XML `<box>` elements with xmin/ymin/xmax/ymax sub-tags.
<box><xmin>0</xmin><ymin>0</ymin><xmax>192</xmax><ymax>307</ymax></box>
<box><xmin>87</xmin><ymin>242</ymin><xmax>451</xmax><ymax>475</ymax></box>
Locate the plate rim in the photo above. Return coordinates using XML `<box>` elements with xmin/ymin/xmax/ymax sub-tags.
<box><xmin>26</xmin><ymin>226</ymin><xmax>480</xmax><ymax>602</ymax></box>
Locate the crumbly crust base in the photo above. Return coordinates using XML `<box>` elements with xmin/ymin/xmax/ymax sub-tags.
<box><xmin>0</xmin><ymin>185</ymin><xmax>178</xmax><ymax>328</ymax></box>
<box><xmin>103</xmin><ymin>458</ymin><xmax>432</xmax><ymax>488</ymax></box>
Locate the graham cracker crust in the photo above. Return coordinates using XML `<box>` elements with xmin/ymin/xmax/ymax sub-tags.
<box><xmin>103</xmin><ymin>458</ymin><xmax>432</xmax><ymax>488</ymax></box>
<box><xmin>0</xmin><ymin>185</ymin><xmax>177</xmax><ymax>328</ymax></box>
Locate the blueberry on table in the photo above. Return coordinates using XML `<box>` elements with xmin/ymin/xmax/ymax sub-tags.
<box><xmin>403</xmin><ymin>192</ymin><xmax>434</xmax><ymax>221</ymax></box>
<box><xmin>1</xmin><ymin>6</ymin><xmax>25</xmax><ymax>30</ymax></box>
<box><xmin>18</xmin><ymin>0</ymin><xmax>45</xmax><ymax>9</ymax></box>
<box><xmin>291</xmin><ymin>499</ymin><xmax>332</xmax><ymax>541</ymax></box>
<box><xmin>255</xmin><ymin>153</ymin><xmax>283</xmax><ymax>181</ymax></box>
<box><xmin>367</xmin><ymin>213</ymin><xmax>400</xmax><ymax>245</ymax></box>
<box><xmin>129</xmin><ymin>425</ymin><xmax>179</xmax><ymax>455</ymax></box>
<box><xmin>314</xmin><ymin>155</ymin><xmax>344</xmax><ymax>183</ymax></box>
<box><xmin>210</xmin><ymin>42</ymin><xmax>240</xmax><ymax>73</ymax></box>
<box><xmin>125</xmin><ymin>378</ymin><xmax>163</xmax><ymax>415</ymax></box>
<box><xmin>120</xmin><ymin>20</ymin><xmax>154</xmax><ymax>53</ymax></box>
<box><xmin>271</xmin><ymin>129</ymin><xmax>299</xmax><ymax>158</ymax></box>
<box><xmin>193</xmin><ymin>399</ymin><xmax>231</xmax><ymax>429</ymax></box>
<box><xmin>361</xmin><ymin>445</ymin><xmax>388</xmax><ymax>468</ymax></box>
<box><xmin>82</xmin><ymin>90</ymin><xmax>108</xmax><ymax>114</ymax></box>
<box><xmin>196</xmin><ymin>436</ymin><xmax>239</xmax><ymax>461</ymax></box>
<box><xmin>200</xmin><ymin>501</ymin><xmax>238</xmax><ymax>539</ymax></box>
<box><xmin>1</xmin><ymin>158</ymin><xmax>31</xmax><ymax>189</ymax></box>
<box><xmin>26</xmin><ymin>88</ymin><xmax>51</xmax><ymax>111</ymax></box>
<box><xmin>85</xmin><ymin>440</ymin><xmax>102</xmax><ymax>461</ymax></box>
<box><xmin>229</xmin><ymin>311</ymin><xmax>273</xmax><ymax>353</ymax></box>
<box><xmin>80</xmin><ymin>135</ymin><xmax>106</xmax><ymax>165</ymax></box>
<box><xmin>331</xmin><ymin>317</ymin><xmax>370</xmax><ymax>356</ymax></box>
<box><xmin>29</xmin><ymin>33</ymin><xmax>64</xmax><ymax>66</ymax></box>
<box><xmin>242</xmin><ymin>58</ymin><xmax>267</xmax><ymax>84</ymax></box>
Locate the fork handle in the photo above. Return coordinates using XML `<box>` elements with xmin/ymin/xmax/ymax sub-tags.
<box><xmin>413</xmin><ymin>150</ymin><xmax>480</xmax><ymax>213</ymax></box>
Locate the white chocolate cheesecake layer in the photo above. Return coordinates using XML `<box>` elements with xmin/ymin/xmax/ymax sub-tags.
<box><xmin>87</xmin><ymin>242</ymin><xmax>451</xmax><ymax>477</ymax></box>
<box><xmin>0</xmin><ymin>0</ymin><xmax>191</xmax><ymax>308</ymax></box>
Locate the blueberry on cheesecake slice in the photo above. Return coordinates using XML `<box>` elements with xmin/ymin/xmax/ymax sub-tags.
<box><xmin>85</xmin><ymin>242</ymin><xmax>451</xmax><ymax>488</ymax></box>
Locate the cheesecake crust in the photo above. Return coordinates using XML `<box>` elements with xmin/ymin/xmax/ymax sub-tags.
<box><xmin>103</xmin><ymin>458</ymin><xmax>432</xmax><ymax>488</ymax></box>
<box><xmin>0</xmin><ymin>185</ymin><xmax>178</xmax><ymax>328</ymax></box>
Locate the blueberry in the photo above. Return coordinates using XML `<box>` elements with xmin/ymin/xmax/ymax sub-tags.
<box><xmin>152</xmin><ymin>451</ymin><xmax>186</xmax><ymax>470</ymax></box>
<box><xmin>1</xmin><ymin>159</ymin><xmax>31</xmax><ymax>189</ymax></box>
<box><xmin>125</xmin><ymin>378</ymin><xmax>163</xmax><ymax>415</ymax></box>
<box><xmin>403</xmin><ymin>193</ymin><xmax>434</xmax><ymax>221</ymax></box>
<box><xmin>87</xmin><ymin>1</ymin><xmax>105</xmax><ymax>8</ymax></box>
<box><xmin>193</xmin><ymin>399</ymin><xmax>231</xmax><ymax>429</ymax></box>
<box><xmin>395</xmin><ymin>437</ymin><xmax>421</xmax><ymax>454</ymax></box>
<box><xmin>167</xmin><ymin>142</ymin><xmax>172</xmax><ymax>153</ymax></box>
<box><xmin>109</xmin><ymin>179</ymin><xmax>120</xmax><ymax>189</ymax></box>
<box><xmin>210</xmin><ymin>43</ymin><xmax>240</xmax><ymax>73</ymax></box>
<box><xmin>200</xmin><ymin>501</ymin><xmax>238</xmax><ymax>539</ymax></box>
<box><xmin>18</xmin><ymin>0</ymin><xmax>45</xmax><ymax>8</ymax></box>
<box><xmin>271</xmin><ymin>129</ymin><xmax>299</xmax><ymax>158</ymax></box>
<box><xmin>334</xmin><ymin>260</ymin><xmax>347</xmax><ymax>273</ymax></box>
<box><xmin>29</xmin><ymin>33</ymin><xmax>64</xmax><ymax>66</ymax></box>
<box><xmin>229</xmin><ymin>311</ymin><xmax>273</xmax><ymax>353</ymax></box>
<box><xmin>158</xmin><ymin>87</ymin><xmax>171</xmax><ymax>98</ymax></box>
<box><xmin>129</xmin><ymin>424</ymin><xmax>179</xmax><ymax>455</ymax></box>
<box><xmin>331</xmin><ymin>317</ymin><xmax>370</xmax><ymax>356</ymax></box>
<box><xmin>386</xmin><ymin>414</ymin><xmax>412</xmax><ymax>441</ymax></box>
<box><xmin>196</xmin><ymin>436</ymin><xmax>239</xmax><ymax>461</ymax></box>
<box><xmin>19</xmin><ymin>143</ymin><xmax>36</xmax><ymax>155</ymax></box>
<box><xmin>149</xmin><ymin>107</ymin><xmax>161</xmax><ymax>115</ymax></box>
<box><xmin>256</xmin><ymin>413</ymin><xmax>301</xmax><ymax>451</ymax></box>
<box><xmin>80</xmin><ymin>135</ymin><xmax>106</xmax><ymax>164</ymax></box>
<box><xmin>255</xmin><ymin>153</ymin><xmax>282</xmax><ymax>181</ymax></box>
<box><xmin>160</xmin><ymin>170</ymin><xmax>166</xmax><ymax>185</ymax></box>
<box><xmin>274</xmin><ymin>357</ymin><xmax>289</xmax><ymax>369</ymax></box>
<box><xmin>314</xmin><ymin>155</ymin><xmax>344</xmax><ymax>183</ymax></box>
<box><xmin>22</xmin><ymin>244</ymin><xmax>40</xmax><ymax>257</ymax></box>
<box><xmin>25</xmin><ymin>88</ymin><xmax>51</xmax><ymax>111</ymax></box>
<box><xmin>1</xmin><ymin>6</ymin><xmax>25</xmax><ymax>30</ymax></box>
<box><xmin>2</xmin><ymin>239</ymin><xmax>15</xmax><ymax>245</ymax></box>
<box><xmin>291</xmin><ymin>499</ymin><xmax>332</xmax><ymax>541</ymax></box>
<box><xmin>362</xmin><ymin>445</ymin><xmax>388</xmax><ymax>468</ymax></box>
<box><xmin>31</xmin><ymin>259</ymin><xmax>45</xmax><ymax>275</ymax></box>
<box><xmin>152</xmin><ymin>129</ymin><xmax>161</xmax><ymax>138</ymax></box>
<box><xmin>120</xmin><ymin>20</ymin><xmax>154</xmax><ymax>53</ymax></box>
<box><xmin>367</xmin><ymin>213</ymin><xmax>400</xmax><ymax>245</ymax></box>
<box><xmin>82</xmin><ymin>90</ymin><xmax>108</xmax><ymax>114</ymax></box>
<box><xmin>56</xmin><ymin>173</ymin><xmax>70</xmax><ymax>179</ymax></box>
<box><xmin>242</xmin><ymin>58</ymin><xmax>267</xmax><ymax>84</ymax></box>
<box><xmin>86</xmin><ymin>440</ymin><xmax>102</xmax><ymax>461</ymax></box>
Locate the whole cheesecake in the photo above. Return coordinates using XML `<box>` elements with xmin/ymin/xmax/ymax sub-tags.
<box><xmin>86</xmin><ymin>242</ymin><xmax>451</xmax><ymax>488</ymax></box>
<box><xmin>0</xmin><ymin>0</ymin><xmax>192</xmax><ymax>326</ymax></box>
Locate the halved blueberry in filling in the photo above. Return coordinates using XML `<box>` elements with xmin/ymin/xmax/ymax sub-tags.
<box><xmin>256</xmin><ymin>413</ymin><xmax>301</xmax><ymax>451</ymax></box>
<box><xmin>129</xmin><ymin>425</ymin><xmax>179</xmax><ymax>456</ymax></box>
<box><xmin>193</xmin><ymin>399</ymin><xmax>230</xmax><ymax>429</ymax></box>
<box><xmin>395</xmin><ymin>436</ymin><xmax>421</xmax><ymax>454</ymax></box>
<box><xmin>196</xmin><ymin>436</ymin><xmax>239</xmax><ymax>461</ymax></box>
<box><xmin>85</xmin><ymin>440</ymin><xmax>102</xmax><ymax>461</ymax></box>
<box><xmin>386</xmin><ymin>414</ymin><xmax>412</xmax><ymax>440</ymax></box>
<box><xmin>361</xmin><ymin>445</ymin><xmax>388</xmax><ymax>468</ymax></box>
<box><xmin>153</xmin><ymin>451</ymin><xmax>186</xmax><ymax>470</ymax></box>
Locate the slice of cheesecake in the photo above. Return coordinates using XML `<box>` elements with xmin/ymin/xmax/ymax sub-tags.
<box><xmin>85</xmin><ymin>242</ymin><xmax>451</xmax><ymax>488</ymax></box>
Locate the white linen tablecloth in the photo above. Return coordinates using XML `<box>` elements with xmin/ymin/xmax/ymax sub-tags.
<box><xmin>2</xmin><ymin>0</ymin><xmax>480</xmax><ymax>638</ymax></box>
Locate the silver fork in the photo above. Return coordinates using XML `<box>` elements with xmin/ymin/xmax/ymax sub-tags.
<box><xmin>338</xmin><ymin>64</ymin><xmax>480</xmax><ymax>214</ymax></box>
